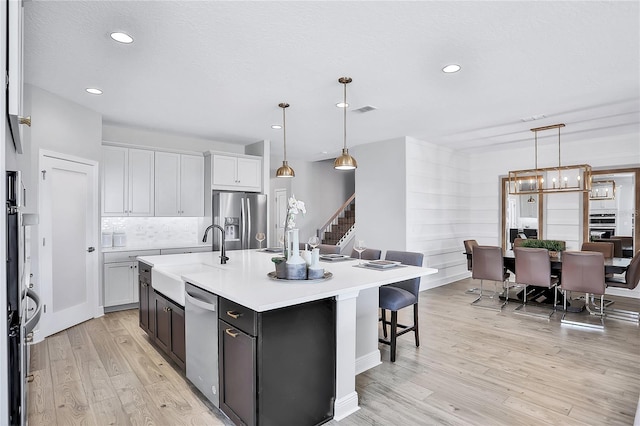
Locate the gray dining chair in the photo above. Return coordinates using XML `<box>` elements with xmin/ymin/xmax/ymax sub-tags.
<box><xmin>470</xmin><ymin>246</ymin><xmax>509</xmax><ymax>310</ymax></box>
<box><xmin>560</xmin><ymin>251</ymin><xmax>606</xmax><ymax>329</ymax></box>
<box><xmin>514</xmin><ymin>247</ymin><xmax>559</xmax><ymax>319</ymax></box>
<box><xmin>378</xmin><ymin>250</ymin><xmax>424</xmax><ymax>362</ymax></box>
<box><xmin>463</xmin><ymin>240</ymin><xmax>480</xmax><ymax>295</ymax></box>
<box><xmin>318</xmin><ymin>244</ymin><xmax>340</xmax><ymax>255</ymax></box>
<box><xmin>602</xmin><ymin>250</ymin><xmax>640</xmax><ymax>322</ymax></box>
<box><xmin>350</xmin><ymin>248</ymin><xmax>381</xmax><ymax>261</ymax></box>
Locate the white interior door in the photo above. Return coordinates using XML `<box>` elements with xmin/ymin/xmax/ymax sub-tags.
<box><xmin>274</xmin><ymin>188</ymin><xmax>287</xmax><ymax>247</ymax></box>
<box><xmin>39</xmin><ymin>152</ymin><xmax>99</xmax><ymax>338</ymax></box>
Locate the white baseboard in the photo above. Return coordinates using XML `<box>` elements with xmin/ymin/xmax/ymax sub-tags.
<box><xmin>355</xmin><ymin>350</ymin><xmax>381</xmax><ymax>375</ymax></box>
<box><xmin>333</xmin><ymin>391</ymin><xmax>360</xmax><ymax>421</ymax></box>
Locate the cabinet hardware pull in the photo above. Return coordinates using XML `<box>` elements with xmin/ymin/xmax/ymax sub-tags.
<box><xmin>19</xmin><ymin>116</ymin><xmax>31</xmax><ymax>127</ymax></box>
<box><xmin>26</xmin><ymin>374</ymin><xmax>34</xmax><ymax>383</ymax></box>
<box><xmin>226</xmin><ymin>310</ymin><xmax>241</xmax><ymax>319</ymax></box>
<box><xmin>167</xmin><ymin>307</ymin><xmax>172</xmax><ymax>312</ymax></box>
<box><xmin>225</xmin><ymin>328</ymin><xmax>239</xmax><ymax>338</ymax></box>
<box><xmin>26</xmin><ymin>332</ymin><xmax>33</xmax><ymax>343</ymax></box>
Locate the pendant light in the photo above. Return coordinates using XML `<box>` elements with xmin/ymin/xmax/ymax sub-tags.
<box><xmin>334</xmin><ymin>77</ymin><xmax>358</xmax><ymax>170</ymax></box>
<box><xmin>276</xmin><ymin>102</ymin><xmax>295</xmax><ymax>178</ymax></box>
<box><xmin>508</xmin><ymin>123</ymin><xmax>591</xmax><ymax>195</ymax></box>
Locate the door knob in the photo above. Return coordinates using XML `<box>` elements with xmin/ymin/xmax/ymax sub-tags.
<box><xmin>19</xmin><ymin>116</ymin><xmax>31</xmax><ymax>127</ymax></box>
<box><xmin>87</xmin><ymin>247</ymin><xmax>95</xmax><ymax>253</ymax></box>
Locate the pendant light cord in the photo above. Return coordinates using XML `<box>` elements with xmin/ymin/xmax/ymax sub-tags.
<box><xmin>343</xmin><ymin>81</ymin><xmax>347</xmax><ymax>150</ymax></box>
<box><xmin>282</xmin><ymin>105</ymin><xmax>287</xmax><ymax>161</ymax></box>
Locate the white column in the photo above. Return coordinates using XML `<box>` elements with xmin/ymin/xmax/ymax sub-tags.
<box><xmin>333</xmin><ymin>290</ymin><xmax>360</xmax><ymax>420</ymax></box>
<box><xmin>355</xmin><ymin>287</ymin><xmax>381</xmax><ymax>374</ymax></box>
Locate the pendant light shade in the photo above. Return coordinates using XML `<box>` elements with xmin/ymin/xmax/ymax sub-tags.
<box><xmin>276</xmin><ymin>102</ymin><xmax>295</xmax><ymax>178</ymax></box>
<box><xmin>334</xmin><ymin>77</ymin><xmax>357</xmax><ymax>170</ymax></box>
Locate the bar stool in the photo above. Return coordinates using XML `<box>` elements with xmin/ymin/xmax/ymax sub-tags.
<box><xmin>378</xmin><ymin>250</ymin><xmax>424</xmax><ymax>362</ymax></box>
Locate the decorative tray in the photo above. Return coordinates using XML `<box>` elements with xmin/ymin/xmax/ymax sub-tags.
<box><xmin>260</xmin><ymin>247</ymin><xmax>284</xmax><ymax>253</ymax></box>
<box><xmin>267</xmin><ymin>271</ymin><xmax>333</xmax><ymax>283</ymax></box>
<box><xmin>320</xmin><ymin>254</ymin><xmax>353</xmax><ymax>262</ymax></box>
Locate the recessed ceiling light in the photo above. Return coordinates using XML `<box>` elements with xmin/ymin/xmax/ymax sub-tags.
<box><xmin>271</xmin><ymin>124</ymin><xmax>282</xmax><ymax>129</ymax></box>
<box><xmin>110</xmin><ymin>32</ymin><xmax>134</xmax><ymax>44</ymax></box>
<box><xmin>85</xmin><ymin>88</ymin><xmax>103</xmax><ymax>95</ymax></box>
<box><xmin>442</xmin><ymin>64</ymin><xmax>461</xmax><ymax>73</ymax></box>
<box><xmin>336</xmin><ymin>102</ymin><xmax>349</xmax><ymax>108</ymax></box>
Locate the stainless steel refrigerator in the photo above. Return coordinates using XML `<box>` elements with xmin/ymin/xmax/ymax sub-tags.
<box><xmin>212</xmin><ymin>191</ymin><xmax>267</xmax><ymax>251</ymax></box>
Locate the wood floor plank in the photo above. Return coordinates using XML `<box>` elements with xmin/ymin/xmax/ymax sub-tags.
<box><xmin>53</xmin><ymin>379</ymin><xmax>96</xmax><ymax>425</ymax></box>
<box><xmin>112</xmin><ymin>332</ymin><xmax>167</xmax><ymax>386</ymax></box>
<box><xmin>90</xmin><ymin>396</ymin><xmax>132</xmax><ymax>426</ymax></box>
<box><xmin>89</xmin><ymin>331</ymin><xmax>133</xmax><ymax>377</ymax></box>
<box><xmin>30</xmin><ymin>278</ymin><xmax>640</xmax><ymax>426</ymax></box>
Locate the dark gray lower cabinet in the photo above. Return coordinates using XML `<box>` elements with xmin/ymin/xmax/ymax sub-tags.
<box><xmin>138</xmin><ymin>262</ymin><xmax>153</xmax><ymax>334</ymax></box>
<box><xmin>154</xmin><ymin>292</ymin><xmax>186</xmax><ymax>371</ymax></box>
<box><xmin>218</xmin><ymin>297</ymin><xmax>336</xmax><ymax>426</ymax></box>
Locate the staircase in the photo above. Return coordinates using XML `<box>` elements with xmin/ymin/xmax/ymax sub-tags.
<box><xmin>318</xmin><ymin>194</ymin><xmax>356</xmax><ymax>247</ymax></box>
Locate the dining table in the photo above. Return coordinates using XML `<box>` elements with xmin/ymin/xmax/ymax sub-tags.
<box><xmin>464</xmin><ymin>250</ymin><xmax>632</xmax><ymax>312</ymax></box>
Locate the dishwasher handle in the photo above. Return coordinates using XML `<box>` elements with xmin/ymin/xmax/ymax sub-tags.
<box><xmin>185</xmin><ymin>291</ymin><xmax>217</xmax><ymax>312</ymax></box>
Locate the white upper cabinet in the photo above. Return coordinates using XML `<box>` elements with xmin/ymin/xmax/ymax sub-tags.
<box><xmin>155</xmin><ymin>152</ymin><xmax>204</xmax><ymax>216</ymax></box>
<box><xmin>102</xmin><ymin>146</ymin><xmax>154</xmax><ymax>216</ymax></box>
<box><xmin>209</xmin><ymin>153</ymin><xmax>261</xmax><ymax>192</ymax></box>
<box><xmin>7</xmin><ymin>0</ymin><xmax>26</xmax><ymax>153</ymax></box>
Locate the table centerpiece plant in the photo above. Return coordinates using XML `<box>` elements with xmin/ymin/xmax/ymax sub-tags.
<box><xmin>520</xmin><ymin>239</ymin><xmax>565</xmax><ymax>258</ymax></box>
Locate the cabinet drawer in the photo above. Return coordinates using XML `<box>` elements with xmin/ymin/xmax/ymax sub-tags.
<box><xmin>104</xmin><ymin>249</ymin><xmax>160</xmax><ymax>263</ymax></box>
<box><xmin>219</xmin><ymin>298</ymin><xmax>258</xmax><ymax>336</ymax></box>
<box><xmin>139</xmin><ymin>261</ymin><xmax>152</xmax><ymax>281</ymax></box>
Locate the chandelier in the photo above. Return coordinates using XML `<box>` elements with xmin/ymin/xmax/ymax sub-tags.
<box><xmin>508</xmin><ymin>124</ymin><xmax>592</xmax><ymax>195</ymax></box>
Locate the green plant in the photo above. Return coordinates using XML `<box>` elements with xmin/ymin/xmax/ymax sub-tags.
<box><xmin>520</xmin><ymin>239</ymin><xmax>564</xmax><ymax>252</ymax></box>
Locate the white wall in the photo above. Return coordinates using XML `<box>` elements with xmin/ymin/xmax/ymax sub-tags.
<box><xmin>405</xmin><ymin>137</ymin><xmax>471</xmax><ymax>288</ymax></box>
<box><xmin>352</xmin><ymin>138</ymin><xmax>407</xmax><ymax>254</ymax></box>
<box><xmin>23</xmin><ymin>84</ymin><xmax>103</xmax><ymax>306</ymax></box>
<box><xmin>0</xmin><ymin>2</ymin><xmax>9</xmax><ymax>419</ymax></box>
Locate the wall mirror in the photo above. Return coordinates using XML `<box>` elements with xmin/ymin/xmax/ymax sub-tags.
<box><xmin>583</xmin><ymin>167</ymin><xmax>639</xmax><ymax>257</ymax></box>
<box><xmin>501</xmin><ymin>177</ymin><xmax>544</xmax><ymax>251</ymax></box>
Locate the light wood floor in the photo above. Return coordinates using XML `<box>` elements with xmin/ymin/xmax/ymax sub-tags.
<box><xmin>28</xmin><ymin>278</ymin><xmax>640</xmax><ymax>425</ymax></box>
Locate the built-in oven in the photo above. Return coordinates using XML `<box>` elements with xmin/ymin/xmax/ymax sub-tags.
<box><xmin>6</xmin><ymin>171</ymin><xmax>41</xmax><ymax>426</ymax></box>
<box><xmin>589</xmin><ymin>212</ymin><xmax>617</xmax><ymax>238</ymax></box>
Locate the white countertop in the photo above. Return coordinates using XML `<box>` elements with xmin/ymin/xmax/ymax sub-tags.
<box><xmin>138</xmin><ymin>249</ymin><xmax>438</xmax><ymax>312</ymax></box>
<box><xmin>103</xmin><ymin>241</ymin><xmax>212</xmax><ymax>253</ymax></box>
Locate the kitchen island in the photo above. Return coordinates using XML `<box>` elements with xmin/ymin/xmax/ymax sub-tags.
<box><xmin>138</xmin><ymin>249</ymin><xmax>437</xmax><ymax>423</ymax></box>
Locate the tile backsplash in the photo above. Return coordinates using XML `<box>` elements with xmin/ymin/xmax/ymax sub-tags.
<box><xmin>101</xmin><ymin>217</ymin><xmax>210</xmax><ymax>247</ymax></box>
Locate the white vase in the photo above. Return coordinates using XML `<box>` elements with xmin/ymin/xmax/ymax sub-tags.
<box><xmin>308</xmin><ymin>248</ymin><xmax>324</xmax><ymax>279</ymax></box>
<box><xmin>286</xmin><ymin>229</ymin><xmax>306</xmax><ymax>265</ymax></box>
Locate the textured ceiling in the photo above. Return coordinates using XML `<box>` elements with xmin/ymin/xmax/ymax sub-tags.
<box><xmin>24</xmin><ymin>1</ymin><xmax>640</xmax><ymax>161</ymax></box>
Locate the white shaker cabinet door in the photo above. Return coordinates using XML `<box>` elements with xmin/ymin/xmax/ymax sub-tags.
<box><xmin>180</xmin><ymin>154</ymin><xmax>205</xmax><ymax>216</ymax></box>
<box><xmin>212</xmin><ymin>155</ymin><xmax>238</xmax><ymax>186</ymax></box>
<box><xmin>236</xmin><ymin>157</ymin><xmax>261</xmax><ymax>190</ymax></box>
<box><xmin>102</xmin><ymin>146</ymin><xmax>128</xmax><ymax>216</ymax></box>
<box><xmin>104</xmin><ymin>261</ymin><xmax>136</xmax><ymax>307</ymax></box>
<box><xmin>128</xmin><ymin>149</ymin><xmax>155</xmax><ymax>216</ymax></box>
<box><xmin>155</xmin><ymin>152</ymin><xmax>181</xmax><ymax>216</ymax></box>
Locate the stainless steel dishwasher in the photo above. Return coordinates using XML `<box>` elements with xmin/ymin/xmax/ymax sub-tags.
<box><xmin>185</xmin><ymin>282</ymin><xmax>219</xmax><ymax>407</ymax></box>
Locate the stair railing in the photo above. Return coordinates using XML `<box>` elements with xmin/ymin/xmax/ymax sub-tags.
<box><xmin>317</xmin><ymin>193</ymin><xmax>355</xmax><ymax>246</ymax></box>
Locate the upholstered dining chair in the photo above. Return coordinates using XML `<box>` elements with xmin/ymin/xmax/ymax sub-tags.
<box><xmin>378</xmin><ymin>250</ymin><xmax>424</xmax><ymax>362</ymax></box>
<box><xmin>602</xmin><ymin>250</ymin><xmax>640</xmax><ymax>322</ymax></box>
<box><xmin>514</xmin><ymin>247</ymin><xmax>559</xmax><ymax>319</ymax></box>
<box><xmin>318</xmin><ymin>244</ymin><xmax>340</xmax><ymax>255</ymax></box>
<box><xmin>581</xmin><ymin>241</ymin><xmax>614</xmax><ymax>258</ymax></box>
<box><xmin>470</xmin><ymin>246</ymin><xmax>509</xmax><ymax>310</ymax></box>
<box><xmin>594</xmin><ymin>238</ymin><xmax>623</xmax><ymax>258</ymax></box>
<box><xmin>350</xmin><ymin>248</ymin><xmax>381</xmax><ymax>261</ymax></box>
<box><xmin>560</xmin><ymin>251</ymin><xmax>606</xmax><ymax>329</ymax></box>
<box><xmin>463</xmin><ymin>240</ymin><xmax>480</xmax><ymax>294</ymax></box>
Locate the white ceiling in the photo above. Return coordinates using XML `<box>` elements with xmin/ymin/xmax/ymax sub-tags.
<box><xmin>24</xmin><ymin>1</ymin><xmax>640</xmax><ymax>161</ymax></box>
